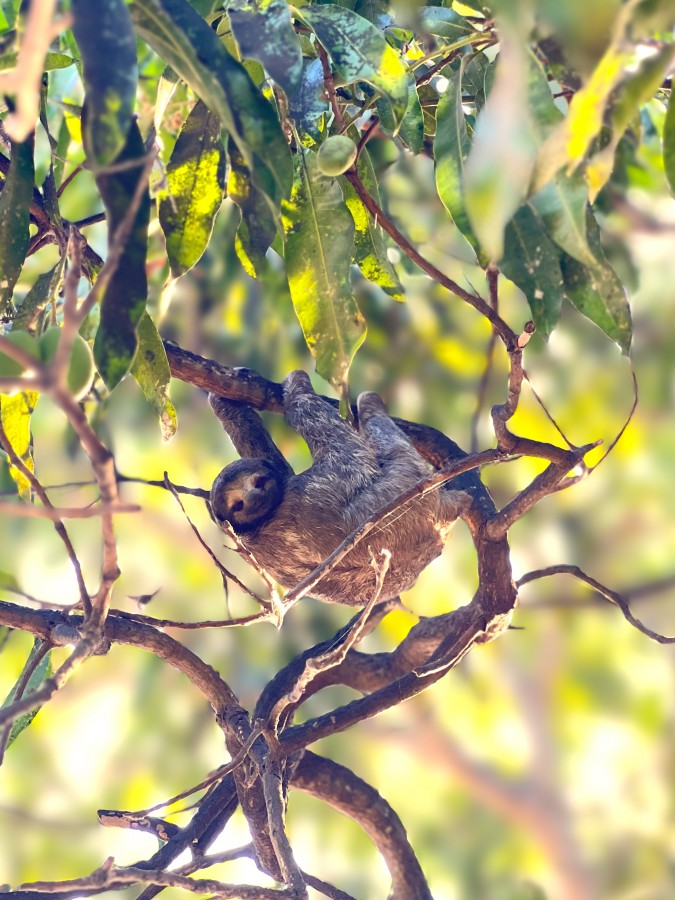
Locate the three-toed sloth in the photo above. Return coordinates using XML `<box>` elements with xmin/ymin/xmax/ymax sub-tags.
<box><xmin>209</xmin><ymin>371</ymin><xmax>468</xmax><ymax>606</ymax></box>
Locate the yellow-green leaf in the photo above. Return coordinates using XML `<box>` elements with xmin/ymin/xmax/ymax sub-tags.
<box><xmin>0</xmin><ymin>391</ymin><xmax>38</xmax><ymax>501</ymax></box>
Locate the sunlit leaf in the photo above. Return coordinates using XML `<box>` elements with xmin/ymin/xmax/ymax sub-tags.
<box><xmin>561</xmin><ymin>213</ymin><xmax>632</xmax><ymax>354</ymax></box>
<box><xmin>585</xmin><ymin>43</ymin><xmax>675</xmax><ymax>201</ymax></box>
<box><xmin>130</xmin><ymin>0</ymin><xmax>292</xmax><ymax>209</ymax></box>
<box><xmin>0</xmin><ymin>135</ymin><xmax>33</xmax><ymax>318</ymax></box>
<box><xmin>227</xmin><ymin>0</ymin><xmax>302</xmax><ymax>95</ymax></box>
<box><xmin>228</xmin><ymin>143</ymin><xmax>277</xmax><ymax>279</ymax></box>
<box><xmin>302</xmin><ymin>5</ymin><xmax>409</xmax><ymax>129</ymax></box>
<box><xmin>71</xmin><ymin>0</ymin><xmax>138</xmax><ymax>166</ymax></box>
<box><xmin>0</xmin><ymin>391</ymin><xmax>38</xmax><ymax>501</ymax></box>
<box><xmin>342</xmin><ymin>144</ymin><xmax>404</xmax><ymax>301</ymax></box>
<box><xmin>130</xmin><ymin>313</ymin><xmax>177</xmax><ymax>441</ymax></box>
<box><xmin>282</xmin><ymin>150</ymin><xmax>365</xmax><ymax>390</ymax></box>
<box><xmin>2</xmin><ymin>640</ymin><xmax>52</xmax><ymax>749</ymax></box>
<box><xmin>159</xmin><ymin>99</ymin><xmax>225</xmax><ymax>278</ymax></box>
<box><xmin>500</xmin><ymin>206</ymin><xmax>565</xmax><ymax>338</ymax></box>
<box><xmin>90</xmin><ymin>121</ymin><xmax>150</xmax><ymax>390</ymax></box>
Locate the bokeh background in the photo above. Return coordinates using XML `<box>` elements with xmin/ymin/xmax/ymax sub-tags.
<box><xmin>2</xmin><ymin>22</ymin><xmax>675</xmax><ymax>900</ymax></box>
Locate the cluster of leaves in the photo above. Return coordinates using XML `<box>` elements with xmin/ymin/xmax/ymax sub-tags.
<box><xmin>0</xmin><ymin>0</ymin><xmax>672</xmax><ymax>436</ymax></box>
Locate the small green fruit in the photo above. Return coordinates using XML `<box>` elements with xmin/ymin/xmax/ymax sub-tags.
<box><xmin>0</xmin><ymin>330</ymin><xmax>40</xmax><ymax>380</ymax></box>
<box><xmin>317</xmin><ymin>135</ymin><xmax>358</xmax><ymax>177</ymax></box>
<box><xmin>39</xmin><ymin>326</ymin><xmax>95</xmax><ymax>401</ymax></box>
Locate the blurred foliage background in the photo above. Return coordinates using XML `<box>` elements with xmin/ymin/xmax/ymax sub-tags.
<box><xmin>1</xmin><ymin>1</ymin><xmax>675</xmax><ymax>899</ymax></box>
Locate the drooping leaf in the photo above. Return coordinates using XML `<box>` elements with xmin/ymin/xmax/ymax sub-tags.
<box><xmin>499</xmin><ymin>206</ymin><xmax>565</xmax><ymax>338</ymax></box>
<box><xmin>464</xmin><ymin>26</ymin><xmax>537</xmax><ymax>260</ymax></box>
<box><xmin>71</xmin><ymin>0</ymin><xmax>138</xmax><ymax>167</ymax></box>
<box><xmin>0</xmin><ymin>135</ymin><xmax>34</xmax><ymax>318</ymax></box>
<box><xmin>378</xmin><ymin>78</ymin><xmax>424</xmax><ymax>154</ymax></box>
<box><xmin>342</xmin><ymin>144</ymin><xmax>404</xmax><ymax>301</ymax></box>
<box><xmin>130</xmin><ymin>313</ymin><xmax>177</xmax><ymax>441</ymax></box>
<box><xmin>13</xmin><ymin>256</ymin><xmax>66</xmax><ymax>332</ymax></box>
<box><xmin>288</xmin><ymin>57</ymin><xmax>329</xmax><ymax>146</ymax></box>
<box><xmin>665</xmin><ymin>84</ymin><xmax>675</xmax><ymax>198</ymax></box>
<box><xmin>434</xmin><ymin>61</ymin><xmax>480</xmax><ymax>257</ymax></box>
<box><xmin>0</xmin><ymin>391</ymin><xmax>38</xmax><ymax>501</ymax></box>
<box><xmin>228</xmin><ymin>143</ymin><xmax>277</xmax><ymax>278</ymax></box>
<box><xmin>282</xmin><ymin>150</ymin><xmax>365</xmax><ymax>390</ymax></box>
<box><xmin>586</xmin><ymin>43</ymin><xmax>675</xmax><ymax>201</ymax></box>
<box><xmin>418</xmin><ymin>7</ymin><xmax>474</xmax><ymax>41</ymax></box>
<box><xmin>89</xmin><ymin>121</ymin><xmax>150</xmax><ymax>390</ymax></box>
<box><xmin>2</xmin><ymin>640</ymin><xmax>52</xmax><ymax>749</ymax></box>
<box><xmin>561</xmin><ymin>213</ymin><xmax>632</xmax><ymax>354</ymax></box>
<box><xmin>227</xmin><ymin>0</ymin><xmax>302</xmax><ymax>95</ymax></box>
<box><xmin>302</xmin><ymin>5</ymin><xmax>409</xmax><ymax>130</ymax></box>
<box><xmin>154</xmin><ymin>65</ymin><xmax>180</xmax><ymax>134</ymax></box>
<box><xmin>159</xmin><ymin>99</ymin><xmax>226</xmax><ymax>278</ymax></box>
<box><xmin>130</xmin><ymin>0</ymin><xmax>292</xmax><ymax>209</ymax></box>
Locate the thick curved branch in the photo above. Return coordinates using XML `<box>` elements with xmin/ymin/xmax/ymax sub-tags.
<box><xmin>291</xmin><ymin>752</ymin><xmax>433</xmax><ymax>900</ymax></box>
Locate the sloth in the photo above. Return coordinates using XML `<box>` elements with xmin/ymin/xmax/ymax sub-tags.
<box><xmin>209</xmin><ymin>370</ymin><xmax>469</xmax><ymax>607</ymax></box>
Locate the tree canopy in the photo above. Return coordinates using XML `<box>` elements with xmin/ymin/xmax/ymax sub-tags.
<box><xmin>1</xmin><ymin>1</ymin><xmax>675</xmax><ymax>898</ymax></box>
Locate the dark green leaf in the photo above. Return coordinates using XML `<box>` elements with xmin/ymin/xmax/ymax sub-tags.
<box><xmin>303</xmin><ymin>5</ymin><xmax>409</xmax><ymax>129</ymax></box>
<box><xmin>159</xmin><ymin>99</ymin><xmax>225</xmax><ymax>278</ymax></box>
<box><xmin>130</xmin><ymin>0</ymin><xmax>292</xmax><ymax>209</ymax></box>
<box><xmin>378</xmin><ymin>78</ymin><xmax>424</xmax><ymax>153</ymax></box>
<box><xmin>2</xmin><ymin>641</ymin><xmax>52</xmax><ymax>749</ymax></box>
<box><xmin>354</xmin><ymin>0</ymin><xmax>392</xmax><ymax>29</ymax></box>
<box><xmin>227</xmin><ymin>0</ymin><xmax>302</xmax><ymax>95</ymax></box>
<box><xmin>500</xmin><ymin>205</ymin><xmax>565</xmax><ymax>338</ymax></box>
<box><xmin>89</xmin><ymin>121</ymin><xmax>150</xmax><ymax>390</ymax></box>
<box><xmin>561</xmin><ymin>213</ymin><xmax>632</xmax><ymax>354</ymax></box>
<box><xmin>228</xmin><ymin>143</ymin><xmax>277</xmax><ymax>278</ymax></box>
<box><xmin>434</xmin><ymin>62</ymin><xmax>480</xmax><ymax>257</ymax></box>
<box><xmin>282</xmin><ymin>150</ymin><xmax>365</xmax><ymax>390</ymax></box>
<box><xmin>288</xmin><ymin>57</ymin><xmax>329</xmax><ymax>146</ymax></box>
<box><xmin>71</xmin><ymin>0</ymin><xmax>138</xmax><ymax>166</ymax></box>
<box><xmin>418</xmin><ymin>8</ymin><xmax>474</xmax><ymax>41</ymax></box>
<box><xmin>130</xmin><ymin>313</ymin><xmax>177</xmax><ymax>440</ymax></box>
<box><xmin>0</xmin><ymin>135</ymin><xmax>34</xmax><ymax>318</ymax></box>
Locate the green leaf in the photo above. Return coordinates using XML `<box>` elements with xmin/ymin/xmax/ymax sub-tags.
<box><xmin>0</xmin><ymin>51</ymin><xmax>74</xmax><ymax>72</ymax></box>
<box><xmin>418</xmin><ymin>7</ymin><xmax>474</xmax><ymax>41</ymax></box>
<box><xmin>13</xmin><ymin>257</ymin><xmax>66</xmax><ymax>332</ymax></box>
<box><xmin>130</xmin><ymin>313</ymin><xmax>177</xmax><ymax>441</ymax></box>
<box><xmin>89</xmin><ymin>121</ymin><xmax>151</xmax><ymax>390</ymax></box>
<box><xmin>378</xmin><ymin>77</ymin><xmax>424</xmax><ymax>153</ymax></box>
<box><xmin>288</xmin><ymin>57</ymin><xmax>329</xmax><ymax>146</ymax></box>
<box><xmin>159</xmin><ymin>99</ymin><xmax>226</xmax><ymax>278</ymax></box>
<box><xmin>665</xmin><ymin>85</ymin><xmax>675</xmax><ymax>198</ymax></box>
<box><xmin>434</xmin><ymin>61</ymin><xmax>480</xmax><ymax>257</ymax></box>
<box><xmin>561</xmin><ymin>213</ymin><xmax>632</xmax><ymax>354</ymax></box>
<box><xmin>464</xmin><ymin>28</ymin><xmax>537</xmax><ymax>260</ymax></box>
<box><xmin>130</xmin><ymin>0</ymin><xmax>292</xmax><ymax>210</ymax></box>
<box><xmin>227</xmin><ymin>0</ymin><xmax>302</xmax><ymax>95</ymax></box>
<box><xmin>342</xmin><ymin>145</ymin><xmax>404</xmax><ymax>301</ymax></box>
<box><xmin>228</xmin><ymin>143</ymin><xmax>277</xmax><ymax>279</ymax></box>
<box><xmin>0</xmin><ymin>135</ymin><xmax>34</xmax><ymax>318</ymax></box>
<box><xmin>499</xmin><ymin>206</ymin><xmax>565</xmax><ymax>338</ymax></box>
<box><xmin>71</xmin><ymin>0</ymin><xmax>138</xmax><ymax>167</ymax></box>
<box><xmin>2</xmin><ymin>641</ymin><xmax>52</xmax><ymax>749</ymax></box>
<box><xmin>302</xmin><ymin>5</ymin><xmax>409</xmax><ymax>130</ymax></box>
<box><xmin>0</xmin><ymin>391</ymin><xmax>38</xmax><ymax>501</ymax></box>
<box><xmin>282</xmin><ymin>150</ymin><xmax>365</xmax><ymax>390</ymax></box>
